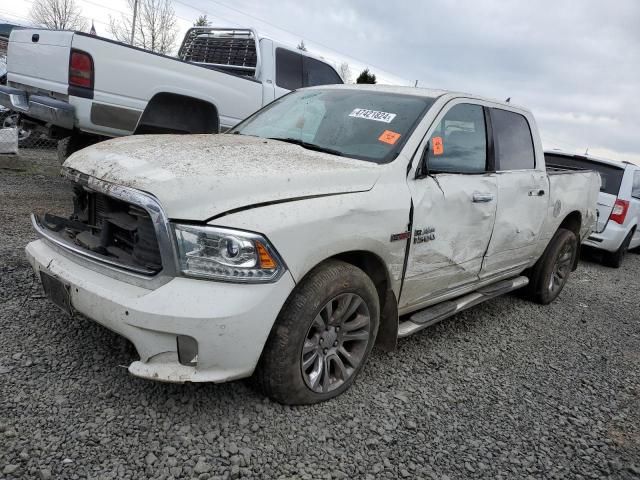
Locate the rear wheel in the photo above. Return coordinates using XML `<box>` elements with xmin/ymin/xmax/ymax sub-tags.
<box><xmin>525</xmin><ymin>228</ymin><xmax>577</xmax><ymax>305</ymax></box>
<box><xmin>602</xmin><ymin>230</ymin><xmax>633</xmax><ymax>268</ymax></box>
<box><xmin>255</xmin><ymin>260</ymin><xmax>379</xmax><ymax>405</ymax></box>
<box><xmin>57</xmin><ymin>133</ymin><xmax>101</xmax><ymax>163</ymax></box>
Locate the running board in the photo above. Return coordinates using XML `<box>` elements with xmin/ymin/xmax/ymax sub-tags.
<box><xmin>398</xmin><ymin>276</ymin><xmax>529</xmax><ymax>338</ymax></box>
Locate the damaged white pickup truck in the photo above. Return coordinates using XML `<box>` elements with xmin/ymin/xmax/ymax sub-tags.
<box><xmin>26</xmin><ymin>85</ymin><xmax>600</xmax><ymax>404</ymax></box>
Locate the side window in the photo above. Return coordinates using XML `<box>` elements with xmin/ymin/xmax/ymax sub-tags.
<box><xmin>632</xmin><ymin>171</ymin><xmax>640</xmax><ymax>199</ymax></box>
<box><xmin>427</xmin><ymin>103</ymin><xmax>487</xmax><ymax>174</ymax></box>
<box><xmin>275</xmin><ymin>48</ymin><xmax>303</xmax><ymax>90</ymax></box>
<box><xmin>491</xmin><ymin>108</ymin><xmax>536</xmax><ymax>170</ymax></box>
<box><xmin>303</xmin><ymin>57</ymin><xmax>343</xmax><ymax>87</ymax></box>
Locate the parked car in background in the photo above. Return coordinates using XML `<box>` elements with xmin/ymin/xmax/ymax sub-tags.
<box><xmin>546</xmin><ymin>151</ymin><xmax>640</xmax><ymax>267</ymax></box>
<box><xmin>26</xmin><ymin>86</ymin><xmax>600</xmax><ymax>403</ymax></box>
<box><xmin>0</xmin><ymin>27</ymin><xmax>344</xmax><ymax>160</ymax></box>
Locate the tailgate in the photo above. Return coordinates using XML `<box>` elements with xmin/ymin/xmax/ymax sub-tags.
<box><xmin>7</xmin><ymin>29</ymin><xmax>73</xmax><ymax>94</ymax></box>
<box><xmin>595</xmin><ymin>192</ymin><xmax>616</xmax><ymax>233</ymax></box>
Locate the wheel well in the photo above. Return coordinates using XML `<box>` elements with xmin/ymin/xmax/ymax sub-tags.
<box><xmin>332</xmin><ymin>251</ymin><xmax>398</xmax><ymax>352</ymax></box>
<box><xmin>558</xmin><ymin>211</ymin><xmax>582</xmax><ymax>237</ymax></box>
<box><xmin>135</xmin><ymin>92</ymin><xmax>219</xmax><ymax>135</ymax></box>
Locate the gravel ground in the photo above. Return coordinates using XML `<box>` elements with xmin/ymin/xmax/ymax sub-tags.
<box><xmin>1</xmin><ymin>165</ymin><xmax>639</xmax><ymax>480</ymax></box>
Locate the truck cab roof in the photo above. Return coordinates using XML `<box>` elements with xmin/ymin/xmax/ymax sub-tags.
<box><xmin>305</xmin><ymin>84</ymin><xmax>532</xmax><ymax>113</ymax></box>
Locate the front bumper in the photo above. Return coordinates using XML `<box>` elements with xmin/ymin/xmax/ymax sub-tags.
<box><xmin>25</xmin><ymin>238</ymin><xmax>296</xmax><ymax>383</ymax></box>
<box><xmin>0</xmin><ymin>85</ymin><xmax>75</xmax><ymax>130</ymax></box>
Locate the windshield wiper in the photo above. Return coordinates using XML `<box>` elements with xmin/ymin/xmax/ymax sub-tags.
<box><xmin>268</xmin><ymin>137</ymin><xmax>343</xmax><ymax>157</ymax></box>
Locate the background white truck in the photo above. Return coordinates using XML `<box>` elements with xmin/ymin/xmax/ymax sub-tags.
<box><xmin>0</xmin><ymin>27</ymin><xmax>343</xmax><ymax>158</ymax></box>
<box><xmin>26</xmin><ymin>85</ymin><xmax>600</xmax><ymax>404</ymax></box>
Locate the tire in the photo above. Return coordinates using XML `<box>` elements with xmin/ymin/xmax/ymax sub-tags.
<box><xmin>602</xmin><ymin>230</ymin><xmax>633</xmax><ymax>268</ymax></box>
<box><xmin>255</xmin><ymin>260</ymin><xmax>380</xmax><ymax>405</ymax></box>
<box><xmin>57</xmin><ymin>134</ymin><xmax>100</xmax><ymax>163</ymax></box>
<box><xmin>525</xmin><ymin>228</ymin><xmax>578</xmax><ymax>305</ymax></box>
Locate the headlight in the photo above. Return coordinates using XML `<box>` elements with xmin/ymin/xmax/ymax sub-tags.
<box><xmin>173</xmin><ymin>224</ymin><xmax>285</xmax><ymax>283</ymax></box>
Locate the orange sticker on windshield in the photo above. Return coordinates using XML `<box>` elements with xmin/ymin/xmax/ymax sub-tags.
<box><xmin>378</xmin><ymin>130</ymin><xmax>401</xmax><ymax>145</ymax></box>
<box><xmin>432</xmin><ymin>136</ymin><xmax>444</xmax><ymax>155</ymax></box>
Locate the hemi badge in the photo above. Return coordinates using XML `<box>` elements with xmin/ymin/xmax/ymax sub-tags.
<box><xmin>390</xmin><ymin>231</ymin><xmax>411</xmax><ymax>242</ymax></box>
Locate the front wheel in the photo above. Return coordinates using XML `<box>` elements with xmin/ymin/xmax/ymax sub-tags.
<box><xmin>525</xmin><ymin>228</ymin><xmax>578</xmax><ymax>305</ymax></box>
<box><xmin>255</xmin><ymin>260</ymin><xmax>380</xmax><ymax>405</ymax></box>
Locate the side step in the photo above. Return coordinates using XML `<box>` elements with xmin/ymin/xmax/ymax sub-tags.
<box><xmin>398</xmin><ymin>276</ymin><xmax>529</xmax><ymax>338</ymax></box>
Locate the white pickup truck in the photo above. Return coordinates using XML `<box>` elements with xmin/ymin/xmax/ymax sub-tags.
<box><xmin>0</xmin><ymin>27</ymin><xmax>342</xmax><ymax>156</ymax></box>
<box><xmin>26</xmin><ymin>85</ymin><xmax>600</xmax><ymax>404</ymax></box>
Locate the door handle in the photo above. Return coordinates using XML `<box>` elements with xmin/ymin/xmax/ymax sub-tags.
<box><xmin>528</xmin><ymin>189</ymin><xmax>545</xmax><ymax>197</ymax></box>
<box><xmin>472</xmin><ymin>192</ymin><xmax>494</xmax><ymax>203</ymax></box>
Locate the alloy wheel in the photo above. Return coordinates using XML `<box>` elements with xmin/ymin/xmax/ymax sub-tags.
<box><xmin>301</xmin><ymin>293</ymin><xmax>371</xmax><ymax>393</ymax></box>
<box><xmin>548</xmin><ymin>241</ymin><xmax>574</xmax><ymax>295</ymax></box>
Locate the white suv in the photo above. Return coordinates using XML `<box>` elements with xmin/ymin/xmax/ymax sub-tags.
<box><xmin>546</xmin><ymin>151</ymin><xmax>640</xmax><ymax>267</ymax></box>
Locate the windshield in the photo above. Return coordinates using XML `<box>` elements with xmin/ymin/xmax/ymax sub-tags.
<box><xmin>232</xmin><ymin>89</ymin><xmax>436</xmax><ymax>163</ymax></box>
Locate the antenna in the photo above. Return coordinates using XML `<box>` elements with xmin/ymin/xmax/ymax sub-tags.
<box><xmin>414</xmin><ymin>80</ymin><xmax>418</xmax><ymax>88</ymax></box>
<box><xmin>585</xmin><ymin>147</ymin><xmax>589</xmax><ymax>156</ymax></box>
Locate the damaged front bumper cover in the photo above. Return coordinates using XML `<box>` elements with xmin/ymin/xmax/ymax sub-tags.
<box><xmin>0</xmin><ymin>85</ymin><xmax>75</xmax><ymax>130</ymax></box>
<box><xmin>25</xmin><ymin>238</ymin><xmax>296</xmax><ymax>383</ymax></box>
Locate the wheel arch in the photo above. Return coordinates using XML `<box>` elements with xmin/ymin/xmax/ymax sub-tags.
<box><xmin>324</xmin><ymin>250</ymin><xmax>399</xmax><ymax>352</ymax></box>
<box><xmin>558</xmin><ymin>210</ymin><xmax>582</xmax><ymax>237</ymax></box>
<box><xmin>135</xmin><ymin>92</ymin><xmax>220</xmax><ymax>135</ymax></box>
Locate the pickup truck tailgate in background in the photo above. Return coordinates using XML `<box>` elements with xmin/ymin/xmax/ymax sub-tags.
<box><xmin>7</xmin><ymin>30</ymin><xmax>73</xmax><ymax>94</ymax></box>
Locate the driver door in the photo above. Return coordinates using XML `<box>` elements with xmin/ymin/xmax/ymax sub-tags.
<box><xmin>401</xmin><ymin>102</ymin><xmax>498</xmax><ymax>310</ymax></box>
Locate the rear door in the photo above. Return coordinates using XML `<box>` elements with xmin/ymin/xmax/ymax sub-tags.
<box><xmin>401</xmin><ymin>101</ymin><xmax>498</xmax><ymax>309</ymax></box>
<box><xmin>544</xmin><ymin>153</ymin><xmax>625</xmax><ymax>233</ymax></box>
<box><xmin>7</xmin><ymin>29</ymin><xmax>73</xmax><ymax>94</ymax></box>
<box><xmin>481</xmin><ymin>108</ymin><xmax>548</xmax><ymax>276</ymax></box>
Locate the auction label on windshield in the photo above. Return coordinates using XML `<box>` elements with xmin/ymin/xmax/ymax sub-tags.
<box><xmin>379</xmin><ymin>130</ymin><xmax>401</xmax><ymax>145</ymax></box>
<box><xmin>349</xmin><ymin>108</ymin><xmax>397</xmax><ymax>123</ymax></box>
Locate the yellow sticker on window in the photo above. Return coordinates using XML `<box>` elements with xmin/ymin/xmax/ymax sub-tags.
<box><xmin>379</xmin><ymin>130</ymin><xmax>401</xmax><ymax>145</ymax></box>
<box><xmin>432</xmin><ymin>136</ymin><xmax>444</xmax><ymax>155</ymax></box>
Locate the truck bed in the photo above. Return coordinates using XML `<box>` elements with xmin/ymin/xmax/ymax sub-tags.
<box><xmin>6</xmin><ymin>29</ymin><xmax>264</xmax><ymax>135</ymax></box>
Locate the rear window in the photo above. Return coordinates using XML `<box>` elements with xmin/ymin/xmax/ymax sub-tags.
<box><xmin>304</xmin><ymin>57</ymin><xmax>342</xmax><ymax>87</ymax></box>
<box><xmin>491</xmin><ymin>108</ymin><xmax>536</xmax><ymax>170</ymax></box>
<box><xmin>632</xmin><ymin>170</ymin><xmax>640</xmax><ymax>199</ymax></box>
<box><xmin>545</xmin><ymin>154</ymin><xmax>624</xmax><ymax>195</ymax></box>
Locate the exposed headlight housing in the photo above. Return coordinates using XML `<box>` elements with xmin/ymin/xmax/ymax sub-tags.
<box><xmin>172</xmin><ymin>224</ymin><xmax>285</xmax><ymax>283</ymax></box>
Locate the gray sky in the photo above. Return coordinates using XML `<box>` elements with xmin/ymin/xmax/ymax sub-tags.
<box><xmin>3</xmin><ymin>0</ymin><xmax>639</xmax><ymax>163</ymax></box>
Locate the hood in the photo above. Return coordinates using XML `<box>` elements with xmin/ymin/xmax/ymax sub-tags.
<box><xmin>64</xmin><ymin>134</ymin><xmax>381</xmax><ymax>220</ymax></box>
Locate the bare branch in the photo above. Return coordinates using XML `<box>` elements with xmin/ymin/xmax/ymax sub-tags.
<box><xmin>30</xmin><ymin>0</ymin><xmax>88</xmax><ymax>31</ymax></box>
<box><xmin>109</xmin><ymin>0</ymin><xmax>177</xmax><ymax>54</ymax></box>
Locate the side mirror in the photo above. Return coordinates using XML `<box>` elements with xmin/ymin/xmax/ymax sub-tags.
<box><xmin>415</xmin><ymin>141</ymin><xmax>430</xmax><ymax>179</ymax></box>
